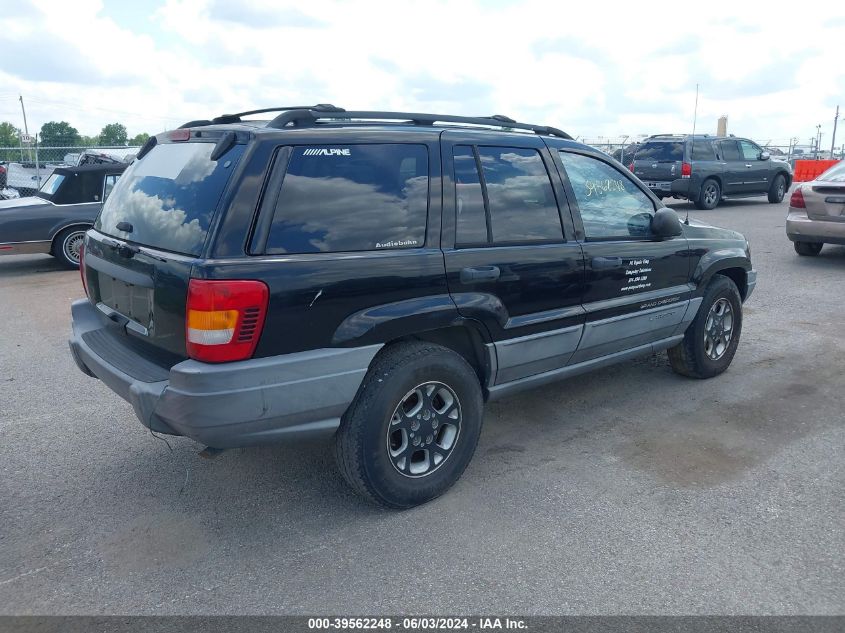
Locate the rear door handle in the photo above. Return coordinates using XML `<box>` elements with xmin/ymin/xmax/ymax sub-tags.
<box><xmin>592</xmin><ymin>256</ymin><xmax>623</xmax><ymax>270</ymax></box>
<box><xmin>460</xmin><ymin>266</ymin><xmax>500</xmax><ymax>283</ymax></box>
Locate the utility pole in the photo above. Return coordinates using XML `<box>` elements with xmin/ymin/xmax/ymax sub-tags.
<box><xmin>815</xmin><ymin>125</ymin><xmax>822</xmax><ymax>159</ymax></box>
<box><xmin>831</xmin><ymin>105</ymin><xmax>839</xmax><ymax>160</ymax></box>
<box><xmin>19</xmin><ymin>95</ymin><xmax>29</xmax><ymax>135</ymax></box>
<box><xmin>19</xmin><ymin>95</ymin><xmax>31</xmax><ymax>162</ymax></box>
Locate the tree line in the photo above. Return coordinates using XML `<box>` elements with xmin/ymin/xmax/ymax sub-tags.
<box><xmin>0</xmin><ymin>120</ymin><xmax>150</xmax><ymax>149</ymax></box>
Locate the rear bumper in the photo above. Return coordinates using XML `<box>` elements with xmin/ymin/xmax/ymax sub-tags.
<box><xmin>786</xmin><ymin>210</ymin><xmax>845</xmax><ymax>244</ymax></box>
<box><xmin>69</xmin><ymin>299</ymin><xmax>381</xmax><ymax>448</ymax></box>
<box><xmin>644</xmin><ymin>179</ymin><xmax>699</xmax><ymax>199</ymax></box>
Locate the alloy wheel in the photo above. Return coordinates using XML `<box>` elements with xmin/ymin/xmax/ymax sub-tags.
<box><xmin>704</xmin><ymin>298</ymin><xmax>734</xmax><ymax>361</ymax></box>
<box><xmin>386</xmin><ymin>381</ymin><xmax>462</xmax><ymax>478</ymax></box>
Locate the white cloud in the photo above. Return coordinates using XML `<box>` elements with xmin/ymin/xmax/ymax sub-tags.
<box><xmin>0</xmin><ymin>0</ymin><xmax>842</xmax><ymax>148</ymax></box>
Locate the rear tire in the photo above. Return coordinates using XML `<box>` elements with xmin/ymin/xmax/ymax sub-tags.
<box><xmin>694</xmin><ymin>178</ymin><xmax>721</xmax><ymax>210</ymax></box>
<box><xmin>335</xmin><ymin>342</ymin><xmax>484</xmax><ymax>509</ymax></box>
<box><xmin>52</xmin><ymin>226</ymin><xmax>88</xmax><ymax>269</ymax></box>
<box><xmin>794</xmin><ymin>241</ymin><xmax>823</xmax><ymax>256</ymax></box>
<box><xmin>669</xmin><ymin>275</ymin><xmax>742</xmax><ymax>379</ymax></box>
<box><xmin>768</xmin><ymin>174</ymin><xmax>786</xmax><ymax>203</ymax></box>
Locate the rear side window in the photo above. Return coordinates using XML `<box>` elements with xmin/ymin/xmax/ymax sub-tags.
<box><xmin>96</xmin><ymin>142</ymin><xmax>245</xmax><ymax>256</ymax></box>
<box><xmin>720</xmin><ymin>140</ymin><xmax>742</xmax><ymax>161</ymax></box>
<box><xmin>266</xmin><ymin>144</ymin><xmax>428</xmax><ymax>254</ymax></box>
<box><xmin>634</xmin><ymin>142</ymin><xmax>684</xmax><ymax>162</ymax></box>
<box><xmin>690</xmin><ymin>140</ymin><xmax>717</xmax><ymax>161</ymax></box>
<box><xmin>454</xmin><ymin>146</ymin><xmax>563</xmax><ymax>246</ymax></box>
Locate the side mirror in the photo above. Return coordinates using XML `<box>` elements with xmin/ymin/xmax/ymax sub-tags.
<box><xmin>651</xmin><ymin>207</ymin><xmax>683</xmax><ymax>239</ymax></box>
<box><xmin>759</xmin><ymin>151</ymin><xmax>770</xmax><ymax>161</ymax></box>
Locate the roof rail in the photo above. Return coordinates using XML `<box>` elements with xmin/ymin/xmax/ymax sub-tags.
<box><xmin>264</xmin><ymin>109</ymin><xmax>573</xmax><ymax>140</ymax></box>
<box><xmin>178</xmin><ymin>104</ymin><xmax>345</xmax><ymax>128</ymax></box>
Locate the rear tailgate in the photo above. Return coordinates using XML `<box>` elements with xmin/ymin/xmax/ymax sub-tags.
<box><xmin>83</xmin><ymin>136</ymin><xmax>247</xmax><ymax>359</ymax></box>
<box><xmin>633</xmin><ymin>141</ymin><xmax>684</xmax><ymax>184</ymax></box>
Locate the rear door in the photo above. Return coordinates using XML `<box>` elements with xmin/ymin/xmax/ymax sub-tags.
<box><xmin>717</xmin><ymin>140</ymin><xmax>745</xmax><ymax>194</ymax></box>
<box><xmin>632</xmin><ymin>140</ymin><xmax>684</xmax><ymax>191</ymax></box>
<box><xmin>555</xmin><ymin>149</ymin><xmax>691</xmax><ymax>362</ymax></box>
<box><xmin>441</xmin><ymin>132</ymin><xmax>586</xmax><ymax>384</ymax></box>
<box><xmin>84</xmin><ymin>135</ymin><xmax>248</xmax><ymax>358</ymax></box>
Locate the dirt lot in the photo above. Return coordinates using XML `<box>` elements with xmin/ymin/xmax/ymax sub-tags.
<box><xmin>1</xmin><ymin>194</ymin><xmax>843</xmax><ymax>614</ymax></box>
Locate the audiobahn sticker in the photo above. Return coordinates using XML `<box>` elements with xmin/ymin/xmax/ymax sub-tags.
<box><xmin>376</xmin><ymin>239</ymin><xmax>418</xmax><ymax>249</ymax></box>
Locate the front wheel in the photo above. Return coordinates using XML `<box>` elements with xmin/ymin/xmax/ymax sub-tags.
<box><xmin>52</xmin><ymin>226</ymin><xmax>88</xmax><ymax>269</ymax></box>
<box><xmin>669</xmin><ymin>276</ymin><xmax>743</xmax><ymax>379</ymax></box>
<box><xmin>694</xmin><ymin>179</ymin><xmax>721</xmax><ymax>210</ymax></box>
<box><xmin>335</xmin><ymin>342</ymin><xmax>484</xmax><ymax>509</ymax></box>
<box><xmin>794</xmin><ymin>241</ymin><xmax>823</xmax><ymax>256</ymax></box>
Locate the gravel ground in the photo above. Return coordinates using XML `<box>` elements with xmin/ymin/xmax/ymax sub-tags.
<box><xmin>1</xmin><ymin>193</ymin><xmax>843</xmax><ymax>615</ymax></box>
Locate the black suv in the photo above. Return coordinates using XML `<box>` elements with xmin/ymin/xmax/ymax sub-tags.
<box><xmin>69</xmin><ymin>106</ymin><xmax>756</xmax><ymax>508</ymax></box>
<box><xmin>631</xmin><ymin>134</ymin><xmax>792</xmax><ymax>210</ymax></box>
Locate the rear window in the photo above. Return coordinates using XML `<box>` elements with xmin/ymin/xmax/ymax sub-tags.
<box><xmin>634</xmin><ymin>141</ymin><xmax>684</xmax><ymax>162</ymax></box>
<box><xmin>265</xmin><ymin>144</ymin><xmax>428</xmax><ymax>254</ymax></box>
<box><xmin>95</xmin><ymin>142</ymin><xmax>244</xmax><ymax>256</ymax></box>
<box><xmin>39</xmin><ymin>173</ymin><xmax>65</xmax><ymax>196</ymax></box>
<box><xmin>819</xmin><ymin>161</ymin><xmax>845</xmax><ymax>182</ymax></box>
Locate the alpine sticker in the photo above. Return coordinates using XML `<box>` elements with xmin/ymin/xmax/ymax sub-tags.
<box><xmin>302</xmin><ymin>148</ymin><xmax>351</xmax><ymax>156</ymax></box>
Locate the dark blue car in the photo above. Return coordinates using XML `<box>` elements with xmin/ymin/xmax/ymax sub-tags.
<box><xmin>0</xmin><ymin>163</ymin><xmax>127</xmax><ymax>268</ymax></box>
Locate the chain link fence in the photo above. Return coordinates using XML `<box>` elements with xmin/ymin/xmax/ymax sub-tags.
<box><xmin>0</xmin><ymin>145</ymin><xmax>139</xmax><ymax>196</ymax></box>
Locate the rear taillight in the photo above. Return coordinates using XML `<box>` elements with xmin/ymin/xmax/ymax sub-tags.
<box><xmin>79</xmin><ymin>241</ymin><xmax>88</xmax><ymax>297</ymax></box>
<box><xmin>186</xmin><ymin>279</ymin><xmax>269</xmax><ymax>363</ymax></box>
<box><xmin>790</xmin><ymin>187</ymin><xmax>806</xmax><ymax>209</ymax></box>
<box><xmin>681</xmin><ymin>162</ymin><xmax>692</xmax><ymax>178</ymax></box>
<box><xmin>628</xmin><ymin>162</ymin><xmax>634</xmax><ymax>172</ymax></box>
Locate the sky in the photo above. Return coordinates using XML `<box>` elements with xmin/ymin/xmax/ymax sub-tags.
<box><xmin>0</xmin><ymin>0</ymin><xmax>843</xmax><ymax>148</ymax></box>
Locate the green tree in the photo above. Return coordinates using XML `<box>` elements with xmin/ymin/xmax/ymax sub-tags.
<box><xmin>130</xmin><ymin>132</ymin><xmax>150</xmax><ymax>146</ymax></box>
<box><xmin>39</xmin><ymin>121</ymin><xmax>81</xmax><ymax>147</ymax></box>
<box><xmin>80</xmin><ymin>135</ymin><xmax>99</xmax><ymax>147</ymax></box>
<box><xmin>99</xmin><ymin>122</ymin><xmax>128</xmax><ymax>146</ymax></box>
<box><xmin>0</xmin><ymin>122</ymin><xmax>21</xmax><ymax>160</ymax></box>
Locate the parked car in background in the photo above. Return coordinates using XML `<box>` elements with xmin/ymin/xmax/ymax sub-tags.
<box><xmin>5</xmin><ymin>161</ymin><xmax>57</xmax><ymax>196</ymax></box>
<box><xmin>0</xmin><ymin>163</ymin><xmax>126</xmax><ymax>267</ymax></box>
<box><xmin>786</xmin><ymin>160</ymin><xmax>845</xmax><ymax>256</ymax></box>
<box><xmin>631</xmin><ymin>134</ymin><xmax>793</xmax><ymax>209</ymax></box>
<box><xmin>69</xmin><ymin>105</ymin><xmax>755</xmax><ymax>508</ymax></box>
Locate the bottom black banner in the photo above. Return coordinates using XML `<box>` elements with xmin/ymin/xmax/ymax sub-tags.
<box><xmin>0</xmin><ymin>616</ymin><xmax>842</xmax><ymax>633</ymax></box>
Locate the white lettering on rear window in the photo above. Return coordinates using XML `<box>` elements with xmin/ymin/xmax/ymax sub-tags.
<box><xmin>302</xmin><ymin>148</ymin><xmax>351</xmax><ymax>157</ymax></box>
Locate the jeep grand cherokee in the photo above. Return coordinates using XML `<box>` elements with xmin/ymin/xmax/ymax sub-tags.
<box><xmin>69</xmin><ymin>106</ymin><xmax>756</xmax><ymax>508</ymax></box>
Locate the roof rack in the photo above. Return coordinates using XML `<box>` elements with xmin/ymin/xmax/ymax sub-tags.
<box><xmin>264</xmin><ymin>108</ymin><xmax>573</xmax><ymax>140</ymax></box>
<box><xmin>178</xmin><ymin>104</ymin><xmax>345</xmax><ymax>129</ymax></box>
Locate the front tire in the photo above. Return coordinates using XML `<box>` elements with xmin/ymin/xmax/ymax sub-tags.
<box><xmin>52</xmin><ymin>226</ymin><xmax>88</xmax><ymax>269</ymax></box>
<box><xmin>335</xmin><ymin>342</ymin><xmax>484</xmax><ymax>509</ymax></box>
<box><xmin>694</xmin><ymin>178</ymin><xmax>721</xmax><ymax>210</ymax></box>
<box><xmin>669</xmin><ymin>276</ymin><xmax>743</xmax><ymax>379</ymax></box>
<box><xmin>794</xmin><ymin>241</ymin><xmax>823</xmax><ymax>256</ymax></box>
<box><xmin>768</xmin><ymin>174</ymin><xmax>786</xmax><ymax>203</ymax></box>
